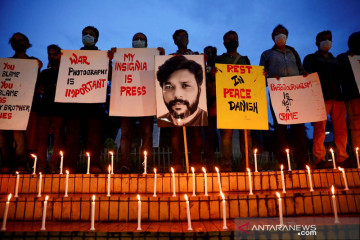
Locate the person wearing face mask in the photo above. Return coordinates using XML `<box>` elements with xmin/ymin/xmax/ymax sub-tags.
<box><xmin>336</xmin><ymin>32</ymin><xmax>360</xmax><ymax>167</ymax></box>
<box><xmin>304</xmin><ymin>30</ymin><xmax>349</xmax><ymax>169</ymax></box>
<box><xmin>260</xmin><ymin>24</ymin><xmax>309</xmax><ymax>170</ymax></box>
<box><xmin>214</xmin><ymin>31</ymin><xmax>252</xmax><ymax>172</ymax></box>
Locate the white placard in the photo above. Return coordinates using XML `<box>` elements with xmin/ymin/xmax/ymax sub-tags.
<box><xmin>348</xmin><ymin>55</ymin><xmax>360</xmax><ymax>93</ymax></box>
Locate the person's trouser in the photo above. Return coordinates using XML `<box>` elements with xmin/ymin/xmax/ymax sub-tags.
<box><xmin>346</xmin><ymin>98</ymin><xmax>360</xmax><ymax>153</ymax></box>
<box><xmin>0</xmin><ymin>130</ymin><xmax>26</xmax><ymax>169</ymax></box>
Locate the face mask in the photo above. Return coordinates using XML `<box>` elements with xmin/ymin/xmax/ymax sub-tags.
<box><xmin>176</xmin><ymin>38</ymin><xmax>189</xmax><ymax>48</ymax></box>
<box><xmin>132</xmin><ymin>39</ymin><xmax>146</xmax><ymax>48</ymax></box>
<box><xmin>11</xmin><ymin>40</ymin><xmax>27</xmax><ymax>52</ymax></box>
<box><xmin>319</xmin><ymin>40</ymin><xmax>332</xmax><ymax>52</ymax></box>
<box><xmin>274</xmin><ymin>34</ymin><xmax>287</xmax><ymax>46</ymax></box>
<box><xmin>82</xmin><ymin>34</ymin><xmax>95</xmax><ymax>46</ymax></box>
<box><xmin>224</xmin><ymin>40</ymin><xmax>239</xmax><ymax>52</ymax></box>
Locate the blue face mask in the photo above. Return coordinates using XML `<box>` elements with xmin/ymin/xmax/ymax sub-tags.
<box><xmin>82</xmin><ymin>34</ymin><xmax>95</xmax><ymax>46</ymax></box>
<box><xmin>132</xmin><ymin>39</ymin><xmax>146</xmax><ymax>48</ymax></box>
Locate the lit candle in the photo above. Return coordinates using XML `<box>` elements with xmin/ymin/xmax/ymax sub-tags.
<box><xmin>143</xmin><ymin>151</ymin><xmax>147</xmax><ymax>174</ymax></box>
<box><xmin>276</xmin><ymin>192</ymin><xmax>283</xmax><ymax>226</ymax></box>
<box><xmin>280</xmin><ymin>165</ymin><xmax>286</xmax><ymax>193</ymax></box>
<box><xmin>330</xmin><ymin>148</ymin><xmax>336</xmax><ymax>169</ymax></box>
<box><xmin>37</xmin><ymin>172</ymin><xmax>42</xmax><ymax>197</ymax></box>
<box><xmin>202</xmin><ymin>167</ymin><xmax>208</xmax><ymax>196</ymax></box>
<box><xmin>247</xmin><ymin>168</ymin><xmax>253</xmax><ymax>195</ymax></box>
<box><xmin>153</xmin><ymin>168</ymin><xmax>157</xmax><ymax>197</ymax></box>
<box><xmin>1</xmin><ymin>194</ymin><xmax>12</xmax><ymax>231</ymax></box>
<box><xmin>331</xmin><ymin>185</ymin><xmax>340</xmax><ymax>224</ymax></box>
<box><xmin>191</xmin><ymin>167</ymin><xmax>196</xmax><ymax>196</ymax></box>
<box><xmin>64</xmin><ymin>170</ymin><xmax>69</xmax><ymax>197</ymax></box>
<box><xmin>137</xmin><ymin>194</ymin><xmax>142</xmax><ymax>231</ymax></box>
<box><xmin>215</xmin><ymin>167</ymin><xmax>222</xmax><ymax>194</ymax></box>
<box><xmin>59</xmin><ymin>151</ymin><xmax>64</xmax><ymax>174</ymax></box>
<box><xmin>285</xmin><ymin>149</ymin><xmax>291</xmax><ymax>171</ymax></box>
<box><xmin>109</xmin><ymin>151</ymin><xmax>114</xmax><ymax>174</ymax></box>
<box><xmin>356</xmin><ymin>147</ymin><xmax>359</xmax><ymax>169</ymax></box>
<box><xmin>306</xmin><ymin>165</ymin><xmax>314</xmax><ymax>192</ymax></box>
<box><xmin>220</xmin><ymin>192</ymin><xmax>228</xmax><ymax>230</ymax></box>
<box><xmin>254</xmin><ymin>149</ymin><xmax>258</xmax><ymax>172</ymax></box>
<box><xmin>86</xmin><ymin>152</ymin><xmax>90</xmax><ymax>174</ymax></box>
<box><xmin>90</xmin><ymin>195</ymin><xmax>95</xmax><ymax>231</ymax></box>
<box><xmin>171</xmin><ymin>167</ymin><xmax>176</xmax><ymax>197</ymax></box>
<box><xmin>14</xmin><ymin>172</ymin><xmax>19</xmax><ymax>198</ymax></box>
<box><xmin>184</xmin><ymin>194</ymin><xmax>192</xmax><ymax>231</ymax></box>
<box><xmin>40</xmin><ymin>196</ymin><xmax>49</xmax><ymax>231</ymax></box>
<box><xmin>31</xmin><ymin>154</ymin><xmax>37</xmax><ymax>175</ymax></box>
<box><xmin>107</xmin><ymin>165</ymin><xmax>111</xmax><ymax>197</ymax></box>
<box><xmin>338</xmin><ymin>167</ymin><xmax>349</xmax><ymax>190</ymax></box>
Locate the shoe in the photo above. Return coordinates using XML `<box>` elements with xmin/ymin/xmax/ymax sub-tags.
<box><xmin>315</xmin><ymin>160</ymin><xmax>332</xmax><ymax>169</ymax></box>
<box><xmin>220</xmin><ymin>162</ymin><xmax>232</xmax><ymax>172</ymax></box>
<box><xmin>0</xmin><ymin>167</ymin><xmax>11</xmax><ymax>174</ymax></box>
<box><xmin>116</xmin><ymin>165</ymin><xmax>131</xmax><ymax>174</ymax></box>
<box><xmin>90</xmin><ymin>166</ymin><xmax>103</xmax><ymax>174</ymax></box>
<box><xmin>338</xmin><ymin>158</ymin><xmax>357</xmax><ymax>168</ymax></box>
<box><xmin>16</xmin><ymin>165</ymin><xmax>29</xmax><ymax>174</ymax></box>
<box><xmin>171</xmin><ymin>164</ymin><xmax>184</xmax><ymax>173</ymax></box>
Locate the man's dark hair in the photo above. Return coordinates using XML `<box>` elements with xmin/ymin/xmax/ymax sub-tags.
<box><xmin>223</xmin><ymin>31</ymin><xmax>238</xmax><ymax>41</ymax></box>
<box><xmin>348</xmin><ymin>31</ymin><xmax>360</xmax><ymax>51</ymax></box>
<box><xmin>204</xmin><ymin>46</ymin><xmax>217</xmax><ymax>55</ymax></box>
<box><xmin>316</xmin><ymin>30</ymin><xmax>332</xmax><ymax>43</ymax></box>
<box><xmin>47</xmin><ymin>44</ymin><xmax>61</xmax><ymax>54</ymax></box>
<box><xmin>9</xmin><ymin>32</ymin><xmax>31</xmax><ymax>46</ymax></box>
<box><xmin>173</xmin><ymin>29</ymin><xmax>188</xmax><ymax>41</ymax></box>
<box><xmin>157</xmin><ymin>55</ymin><xmax>203</xmax><ymax>88</ymax></box>
<box><xmin>272</xmin><ymin>24</ymin><xmax>289</xmax><ymax>40</ymax></box>
<box><xmin>82</xmin><ymin>26</ymin><xmax>99</xmax><ymax>39</ymax></box>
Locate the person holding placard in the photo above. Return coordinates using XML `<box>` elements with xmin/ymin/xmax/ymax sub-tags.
<box><xmin>304</xmin><ymin>30</ymin><xmax>349</xmax><ymax>169</ymax></box>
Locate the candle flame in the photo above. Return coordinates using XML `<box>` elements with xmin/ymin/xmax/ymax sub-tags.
<box><xmin>331</xmin><ymin>185</ymin><xmax>335</xmax><ymax>195</ymax></box>
<box><xmin>285</xmin><ymin>149</ymin><xmax>289</xmax><ymax>154</ymax></box>
<box><xmin>16</xmin><ymin>171</ymin><xmax>19</xmax><ymax>175</ymax></box>
<box><xmin>66</xmin><ymin>170</ymin><xmax>69</xmax><ymax>175</ymax></box>
<box><xmin>31</xmin><ymin>154</ymin><xmax>37</xmax><ymax>158</ymax></box>
<box><xmin>137</xmin><ymin>194</ymin><xmax>140</xmax><ymax>201</ymax></box>
<box><xmin>215</xmin><ymin>167</ymin><xmax>219</xmax><ymax>173</ymax></box>
<box><xmin>338</xmin><ymin>167</ymin><xmax>344</xmax><ymax>172</ymax></box>
<box><xmin>184</xmin><ymin>194</ymin><xmax>188</xmax><ymax>201</ymax></box>
<box><xmin>45</xmin><ymin>196</ymin><xmax>49</xmax><ymax>201</ymax></box>
<box><xmin>92</xmin><ymin>195</ymin><xmax>95</xmax><ymax>201</ymax></box>
<box><xmin>247</xmin><ymin>168</ymin><xmax>251</xmax><ymax>172</ymax></box>
<box><xmin>220</xmin><ymin>192</ymin><xmax>225</xmax><ymax>200</ymax></box>
<box><xmin>86</xmin><ymin>152</ymin><xmax>90</xmax><ymax>157</ymax></box>
<box><xmin>306</xmin><ymin>165</ymin><xmax>310</xmax><ymax>171</ymax></box>
<box><xmin>144</xmin><ymin>151</ymin><xmax>147</xmax><ymax>157</ymax></box>
<box><xmin>330</xmin><ymin>148</ymin><xmax>334</xmax><ymax>153</ymax></box>
<box><xmin>154</xmin><ymin>168</ymin><xmax>157</xmax><ymax>174</ymax></box>
<box><xmin>356</xmin><ymin>147</ymin><xmax>358</xmax><ymax>152</ymax></box>
<box><xmin>60</xmin><ymin>151</ymin><xmax>63</xmax><ymax>157</ymax></box>
<box><xmin>281</xmin><ymin>164</ymin><xmax>283</xmax><ymax>171</ymax></box>
<box><xmin>109</xmin><ymin>151</ymin><xmax>113</xmax><ymax>156</ymax></box>
<box><xmin>202</xmin><ymin>167</ymin><xmax>206</xmax><ymax>173</ymax></box>
<box><xmin>171</xmin><ymin>167</ymin><xmax>174</xmax><ymax>173</ymax></box>
<box><xmin>254</xmin><ymin>148</ymin><xmax>258</xmax><ymax>154</ymax></box>
<box><xmin>191</xmin><ymin>167</ymin><xmax>194</xmax><ymax>173</ymax></box>
<box><xmin>7</xmin><ymin>193</ymin><xmax>12</xmax><ymax>201</ymax></box>
<box><xmin>39</xmin><ymin>172</ymin><xmax>42</xmax><ymax>176</ymax></box>
<box><xmin>276</xmin><ymin>192</ymin><xmax>281</xmax><ymax>199</ymax></box>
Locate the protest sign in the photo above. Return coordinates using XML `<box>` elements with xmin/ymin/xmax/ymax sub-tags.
<box><xmin>348</xmin><ymin>55</ymin><xmax>360</xmax><ymax>93</ymax></box>
<box><xmin>268</xmin><ymin>73</ymin><xmax>326</xmax><ymax>124</ymax></box>
<box><xmin>215</xmin><ymin>64</ymin><xmax>268</xmax><ymax>130</ymax></box>
<box><xmin>55</xmin><ymin>50</ymin><xmax>108</xmax><ymax>103</ymax></box>
<box><xmin>109</xmin><ymin>48</ymin><xmax>159</xmax><ymax>116</ymax></box>
<box><xmin>0</xmin><ymin>58</ymin><xmax>38</xmax><ymax>130</ymax></box>
<box><xmin>155</xmin><ymin>55</ymin><xmax>208</xmax><ymax>127</ymax></box>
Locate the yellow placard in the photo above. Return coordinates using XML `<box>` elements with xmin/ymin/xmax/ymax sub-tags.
<box><xmin>215</xmin><ymin>64</ymin><xmax>268</xmax><ymax>130</ymax></box>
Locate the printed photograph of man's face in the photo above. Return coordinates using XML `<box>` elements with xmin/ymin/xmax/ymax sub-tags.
<box><xmin>155</xmin><ymin>55</ymin><xmax>208</xmax><ymax>127</ymax></box>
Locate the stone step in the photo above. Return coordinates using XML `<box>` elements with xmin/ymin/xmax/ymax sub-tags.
<box><xmin>1</xmin><ymin>169</ymin><xmax>359</xmax><ymax>196</ymax></box>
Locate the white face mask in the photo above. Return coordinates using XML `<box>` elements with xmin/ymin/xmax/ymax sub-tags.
<box><xmin>274</xmin><ymin>34</ymin><xmax>287</xmax><ymax>46</ymax></box>
<box><xmin>319</xmin><ymin>40</ymin><xmax>332</xmax><ymax>51</ymax></box>
<box><xmin>82</xmin><ymin>34</ymin><xmax>95</xmax><ymax>46</ymax></box>
<box><xmin>132</xmin><ymin>39</ymin><xmax>146</xmax><ymax>48</ymax></box>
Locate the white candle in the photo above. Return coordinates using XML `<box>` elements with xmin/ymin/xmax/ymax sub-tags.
<box><xmin>14</xmin><ymin>172</ymin><xmax>19</xmax><ymax>198</ymax></box>
<box><xmin>40</xmin><ymin>196</ymin><xmax>49</xmax><ymax>231</ymax></box>
<box><xmin>171</xmin><ymin>167</ymin><xmax>176</xmax><ymax>197</ymax></box>
<box><xmin>143</xmin><ymin>151</ymin><xmax>147</xmax><ymax>175</ymax></box>
<box><xmin>86</xmin><ymin>152</ymin><xmax>90</xmax><ymax>174</ymax></box>
<box><xmin>153</xmin><ymin>168</ymin><xmax>157</xmax><ymax>197</ymax></box>
<box><xmin>37</xmin><ymin>172</ymin><xmax>42</xmax><ymax>197</ymax></box>
<box><xmin>191</xmin><ymin>167</ymin><xmax>196</xmax><ymax>196</ymax></box>
<box><xmin>1</xmin><ymin>194</ymin><xmax>12</xmax><ymax>231</ymax></box>
<box><xmin>338</xmin><ymin>167</ymin><xmax>349</xmax><ymax>190</ymax></box>
<box><xmin>356</xmin><ymin>147</ymin><xmax>359</xmax><ymax>169</ymax></box>
<box><xmin>254</xmin><ymin>149</ymin><xmax>258</xmax><ymax>172</ymax></box>
<box><xmin>306</xmin><ymin>165</ymin><xmax>314</xmax><ymax>192</ymax></box>
<box><xmin>59</xmin><ymin>151</ymin><xmax>64</xmax><ymax>174</ymax></box>
<box><xmin>215</xmin><ymin>167</ymin><xmax>222</xmax><ymax>194</ymax></box>
<box><xmin>331</xmin><ymin>185</ymin><xmax>340</xmax><ymax>224</ymax></box>
<box><xmin>276</xmin><ymin>192</ymin><xmax>284</xmax><ymax>226</ymax></box>
<box><xmin>107</xmin><ymin>165</ymin><xmax>111</xmax><ymax>197</ymax></box>
<box><xmin>90</xmin><ymin>195</ymin><xmax>95</xmax><ymax>231</ymax></box>
<box><xmin>64</xmin><ymin>170</ymin><xmax>69</xmax><ymax>197</ymax></box>
<box><xmin>285</xmin><ymin>149</ymin><xmax>291</xmax><ymax>171</ymax></box>
<box><xmin>280</xmin><ymin>165</ymin><xmax>286</xmax><ymax>193</ymax></box>
<box><xmin>137</xmin><ymin>195</ymin><xmax>142</xmax><ymax>231</ymax></box>
<box><xmin>330</xmin><ymin>148</ymin><xmax>336</xmax><ymax>169</ymax></box>
<box><xmin>220</xmin><ymin>192</ymin><xmax>228</xmax><ymax>230</ymax></box>
<box><xmin>247</xmin><ymin>168</ymin><xmax>253</xmax><ymax>195</ymax></box>
<box><xmin>31</xmin><ymin>154</ymin><xmax>37</xmax><ymax>175</ymax></box>
<box><xmin>202</xmin><ymin>167</ymin><xmax>208</xmax><ymax>196</ymax></box>
<box><xmin>109</xmin><ymin>151</ymin><xmax>114</xmax><ymax>174</ymax></box>
<box><xmin>184</xmin><ymin>194</ymin><xmax>192</xmax><ymax>231</ymax></box>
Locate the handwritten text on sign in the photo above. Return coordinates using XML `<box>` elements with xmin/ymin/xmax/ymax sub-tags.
<box><xmin>216</xmin><ymin>64</ymin><xmax>268</xmax><ymax>130</ymax></box>
<box><xmin>0</xmin><ymin>58</ymin><xmax>38</xmax><ymax>130</ymax></box>
<box><xmin>55</xmin><ymin>50</ymin><xmax>108</xmax><ymax>103</ymax></box>
<box><xmin>110</xmin><ymin>48</ymin><xmax>159</xmax><ymax>116</ymax></box>
<box><xmin>268</xmin><ymin>73</ymin><xmax>326</xmax><ymax>124</ymax></box>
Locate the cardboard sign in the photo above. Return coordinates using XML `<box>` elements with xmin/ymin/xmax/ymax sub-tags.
<box><xmin>348</xmin><ymin>55</ymin><xmax>360</xmax><ymax>93</ymax></box>
<box><xmin>109</xmin><ymin>48</ymin><xmax>159</xmax><ymax>116</ymax></box>
<box><xmin>55</xmin><ymin>50</ymin><xmax>108</xmax><ymax>103</ymax></box>
<box><xmin>0</xmin><ymin>58</ymin><xmax>38</xmax><ymax>130</ymax></box>
<box><xmin>268</xmin><ymin>73</ymin><xmax>327</xmax><ymax>124</ymax></box>
<box><xmin>216</xmin><ymin>64</ymin><xmax>268</xmax><ymax>130</ymax></box>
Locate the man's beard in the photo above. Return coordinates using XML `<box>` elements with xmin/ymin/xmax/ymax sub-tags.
<box><xmin>165</xmin><ymin>91</ymin><xmax>200</xmax><ymax>119</ymax></box>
